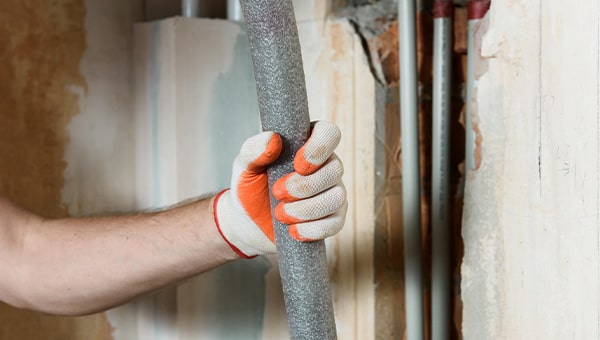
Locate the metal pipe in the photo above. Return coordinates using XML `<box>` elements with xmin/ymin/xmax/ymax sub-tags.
<box><xmin>227</xmin><ymin>0</ymin><xmax>243</xmax><ymax>21</ymax></box>
<box><xmin>181</xmin><ymin>0</ymin><xmax>199</xmax><ymax>17</ymax></box>
<box><xmin>239</xmin><ymin>1</ymin><xmax>337</xmax><ymax>339</ymax></box>
<box><xmin>465</xmin><ymin>0</ymin><xmax>491</xmax><ymax>172</ymax></box>
<box><xmin>432</xmin><ymin>1</ymin><xmax>453</xmax><ymax>339</ymax></box>
<box><xmin>398</xmin><ymin>0</ymin><xmax>424</xmax><ymax>339</ymax></box>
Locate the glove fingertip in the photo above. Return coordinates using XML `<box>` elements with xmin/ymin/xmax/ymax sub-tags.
<box><xmin>275</xmin><ymin>203</ymin><xmax>303</xmax><ymax>225</ymax></box>
<box><xmin>247</xmin><ymin>133</ymin><xmax>282</xmax><ymax>171</ymax></box>
<box><xmin>289</xmin><ymin>224</ymin><xmax>314</xmax><ymax>242</ymax></box>
<box><xmin>294</xmin><ymin>121</ymin><xmax>341</xmax><ymax>175</ymax></box>
<box><xmin>272</xmin><ymin>173</ymin><xmax>298</xmax><ymax>202</ymax></box>
<box><xmin>294</xmin><ymin>145</ymin><xmax>322</xmax><ymax>176</ymax></box>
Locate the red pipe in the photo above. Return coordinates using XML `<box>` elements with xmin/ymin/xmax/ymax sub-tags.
<box><xmin>468</xmin><ymin>0</ymin><xmax>491</xmax><ymax>20</ymax></box>
<box><xmin>433</xmin><ymin>0</ymin><xmax>454</xmax><ymax>19</ymax></box>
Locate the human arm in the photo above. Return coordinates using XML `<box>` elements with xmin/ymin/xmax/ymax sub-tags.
<box><xmin>0</xmin><ymin>121</ymin><xmax>346</xmax><ymax>316</ymax></box>
<box><xmin>0</xmin><ymin>195</ymin><xmax>236</xmax><ymax>316</ymax></box>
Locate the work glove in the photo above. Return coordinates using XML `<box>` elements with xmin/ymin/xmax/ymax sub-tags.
<box><xmin>213</xmin><ymin>121</ymin><xmax>347</xmax><ymax>258</ymax></box>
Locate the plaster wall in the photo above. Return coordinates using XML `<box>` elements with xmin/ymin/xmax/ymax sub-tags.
<box><xmin>461</xmin><ymin>1</ymin><xmax>600</xmax><ymax>338</ymax></box>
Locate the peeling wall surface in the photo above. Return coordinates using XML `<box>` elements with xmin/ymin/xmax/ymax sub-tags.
<box><xmin>62</xmin><ymin>0</ymin><xmax>142</xmax><ymax>217</ymax></box>
<box><xmin>462</xmin><ymin>1</ymin><xmax>600</xmax><ymax>338</ymax></box>
<box><xmin>0</xmin><ymin>0</ymin><xmax>116</xmax><ymax>338</ymax></box>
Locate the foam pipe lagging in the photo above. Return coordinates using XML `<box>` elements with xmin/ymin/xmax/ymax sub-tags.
<box><xmin>239</xmin><ymin>0</ymin><xmax>337</xmax><ymax>339</ymax></box>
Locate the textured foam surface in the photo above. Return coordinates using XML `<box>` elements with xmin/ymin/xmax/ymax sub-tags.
<box><xmin>239</xmin><ymin>0</ymin><xmax>337</xmax><ymax>338</ymax></box>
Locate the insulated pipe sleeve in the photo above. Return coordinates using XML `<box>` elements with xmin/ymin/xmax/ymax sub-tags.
<box><xmin>239</xmin><ymin>1</ymin><xmax>337</xmax><ymax>339</ymax></box>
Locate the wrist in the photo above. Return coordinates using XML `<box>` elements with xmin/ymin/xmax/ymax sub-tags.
<box><xmin>212</xmin><ymin>190</ymin><xmax>257</xmax><ymax>259</ymax></box>
<box><xmin>178</xmin><ymin>196</ymin><xmax>241</xmax><ymax>263</ymax></box>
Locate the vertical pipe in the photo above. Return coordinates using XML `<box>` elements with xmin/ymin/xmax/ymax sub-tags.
<box><xmin>227</xmin><ymin>0</ymin><xmax>243</xmax><ymax>21</ymax></box>
<box><xmin>465</xmin><ymin>0</ymin><xmax>491</xmax><ymax>173</ymax></box>
<box><xmin>181</xmin><ymin>0</ymin><xmax>199</xmax><ymax>17</ymax></box>
<box><xmin>239</xmin><ymin>1</ymin><xmax>337</xmax><ymax>339</ymax></box>
<box><xmin>398</xmin><ymin>0</ymin><xmax>424</xmax><ymax>339</ymax></box>
<box><xmin>432</xmin><ymin>1</ymin><xmax>453</xmax><ymax>339</ymax></box>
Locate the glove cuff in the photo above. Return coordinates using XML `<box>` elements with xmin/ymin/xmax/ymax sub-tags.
<box><xmin>213</xmin><ymin>189</ymin><xmax>257</xmax><ymax>259</ymax></box>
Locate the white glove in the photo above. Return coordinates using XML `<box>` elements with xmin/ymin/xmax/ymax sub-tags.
<box><xmin>213</xmin><ymin>121</ymin><xmax>347</xmax><ymax>258</ymax></box>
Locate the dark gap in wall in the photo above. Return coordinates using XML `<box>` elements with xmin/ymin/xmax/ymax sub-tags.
<box><xmin>334</xmin><ymin>0</ymin><xmax>467</xmax><ymax>338</ymax></box>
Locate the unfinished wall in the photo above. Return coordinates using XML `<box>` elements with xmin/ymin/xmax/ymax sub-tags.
<box><xmin>1</xmin><ymin>0</ymin><xmax>477</xmax><ymax>338</ymax></box>
<box><xmin>0</xmin><ymin>0</ymin><xmax>121</xmax><ymax>339</ymax></box>
<box><xmin>462</xmin><ymin>1</ymin><xmax>600</xmax><ymax>338</ymax></box>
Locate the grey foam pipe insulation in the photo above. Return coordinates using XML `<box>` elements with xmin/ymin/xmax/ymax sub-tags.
<box><xmin>238</xmin><ymin>0</ymin><xmax>337</xmax><ymax>339</ymax></box>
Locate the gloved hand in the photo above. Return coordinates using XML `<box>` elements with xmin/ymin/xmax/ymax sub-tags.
<box><xmin>213</xmin><ymin>121</ymin><xmax>347</xmax><ymax>258</ymax></box>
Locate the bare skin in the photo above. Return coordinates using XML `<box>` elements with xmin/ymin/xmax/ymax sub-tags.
<box><xmin>0</xmin><ymin>195</ymin><xmax>239</xmax><ymax>316</ymax></box>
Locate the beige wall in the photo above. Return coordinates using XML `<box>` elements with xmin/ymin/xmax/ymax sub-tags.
<box><xmin>0</xmin><ymin>0</ymin><xmax>115</xmax><ymax>339</ymax></box>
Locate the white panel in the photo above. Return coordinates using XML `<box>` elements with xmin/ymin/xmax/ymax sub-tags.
<box><xmin>133</xmin><ymin>18</ymin><xmax>267</xmax><ymax>340</ymax></box>
<box><xmin>130</xmin><ymin>16</ymin><xmax>377</xmax><ymax>339</ymax></box>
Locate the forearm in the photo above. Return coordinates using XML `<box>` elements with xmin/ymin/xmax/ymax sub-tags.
<box><xmin>1</xmin><ymin>196</ymin><xmax>238</xmax><ymax>316</ymax></box>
